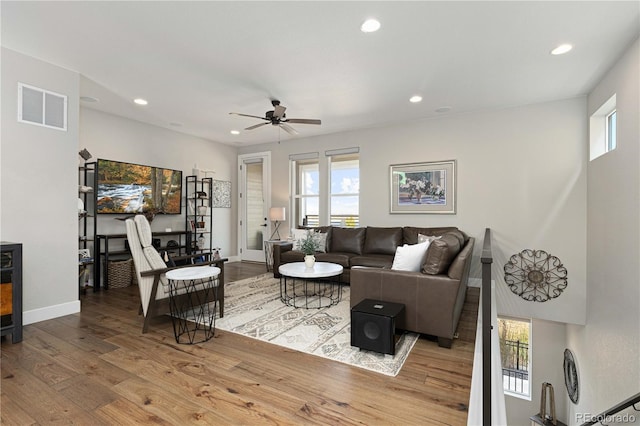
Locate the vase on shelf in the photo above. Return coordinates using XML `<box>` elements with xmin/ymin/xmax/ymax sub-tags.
<box><xmin>304</xmin><ymin>254</ymin><xmax>315</xmax><ymax>268</ymax></box>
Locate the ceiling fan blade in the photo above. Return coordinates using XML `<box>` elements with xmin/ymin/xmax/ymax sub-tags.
<box><xmin>245</xmin><ymin>122</ymin><xmax>269</xmax><ymax>131</ymax></box>
<box><xmin>273</xmin><ymin>105</ymin><xmax>286</xmax><ymax>119</ymax></box>
<box><xmin>279</xmin><ymin>123</ymin><xmax>299</xmax><ymax>135</ymax></box>
<box><xmin>285</xmin><ymin>118</ymin><xmax>322</xmax><ymax>125</ymax></box>
<box><xmin>230</xmin><ymin>112</ymin><xmax>268</xmax><ymax>120</ymax></box>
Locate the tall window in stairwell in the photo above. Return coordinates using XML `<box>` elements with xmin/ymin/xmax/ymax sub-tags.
<box><xmin>590</xmin><ymin>94</ymin><xmax>617</xmax><ymax>161</ymax></box>
<box><xmin>498</xmin><ymin>317</ymin><xmax>531</xmax><ymax>398</ymax></box>
<box><xmin>328</xmin><ymin>153</ymin><xmax>360</xmax><ymax>228</ymax></box>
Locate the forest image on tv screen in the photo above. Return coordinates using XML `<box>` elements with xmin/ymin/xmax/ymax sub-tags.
<box><xmin>97</xmin><ymin>159</ymin><xmax>182</xmax><ymax>214</ymax></box>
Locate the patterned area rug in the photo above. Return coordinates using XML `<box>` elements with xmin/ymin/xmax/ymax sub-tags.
<box><xmin>214</xmin><ymin>273</ymin><xmax>419</xmax><ymax>377</ymax></box>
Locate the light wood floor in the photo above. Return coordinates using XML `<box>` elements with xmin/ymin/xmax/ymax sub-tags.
<box><xmin>1</xmin><ymin>261</ymin><xmax>479</xmax><ymax>425</ymax></box>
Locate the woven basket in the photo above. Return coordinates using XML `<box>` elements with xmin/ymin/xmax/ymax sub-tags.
<box><xmin>107</xmin><ymin>258</ymin><xmax>133</xmax><ymax>288</ymax></box>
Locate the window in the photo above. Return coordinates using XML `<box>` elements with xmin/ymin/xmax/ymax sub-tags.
<box><xmin>498</xmin><ymin>317</ymin><xmax>531</xmax><ymax>398</ymax></box>
<box><xmin>329</xmin><ymin>154</ymin><xmax>359</xmax><ymax>227</ymax></box>
<box><xmin>589</xmin><ymin>94</ymin><xmax>617</xmax><ymax>160</ymax></box>
<box><xmin>290</xmin><ymin>148</ymin><xmax>359</xmax><ymax>229</ymax></box>
<box><xmin>291</xmin><ymin>157</ymin><xmax>319</xmax><ymax>228</ymax></box>
<box><xmin>606</xmin><ymin>109</ymin><xmax>617</xmax><ymax>152</ymax></box>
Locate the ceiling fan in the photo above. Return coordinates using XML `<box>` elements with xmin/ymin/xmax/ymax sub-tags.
<box><xmin>229</xmin><ymin>100</ymin><xmax>321</xmax><ymax>135</ymax></box>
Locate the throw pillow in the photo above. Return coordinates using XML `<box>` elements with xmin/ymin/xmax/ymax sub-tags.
<box><xmin>314</xmin><ymin>231</ymin><xmax>327</xmax><ymax>253</ymax></box>
<box><xmin>422</xmin><ymin>233</ymin><xmax>461</xmax><ymax>275</ymax></box>
<box><xmin>418</xmin><ymin>233</ymin><xmax>441</xmax><ymax>244</ymax></box>
<box><xmin>290</xmin><ymin>228</ymin><xmax>310</xmax><ymax>250</ymax></box>
<box><xmin>391</xmin><ymin>241</ymin><xmax>430</xmax><ymax>272</ymax></box>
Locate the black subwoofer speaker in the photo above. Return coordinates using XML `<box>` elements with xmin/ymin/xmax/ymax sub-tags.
<box><xmin>351</xmin><ymin>299</ymin><xmax>405</xmax><ymax>355</ymax></box>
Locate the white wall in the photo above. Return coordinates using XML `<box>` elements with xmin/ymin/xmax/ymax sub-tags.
<box><xmin>239</xmin><ymin>97</ymin><xmax>588</xmax><ymax>327</ymax></box>
<box><xmin>1</xmin><ymin>48</ymin><xmax>80</xmax><ymax>322</ymax></box>
<box><xmin>79</xmin><ymin>108</ymin><xmax>239</xmax><ymax>270</ymax></box>
<box><xmin>566</xmin><ymin>38</ymin><xmax>640</xmax><ymax>426</ymax></box>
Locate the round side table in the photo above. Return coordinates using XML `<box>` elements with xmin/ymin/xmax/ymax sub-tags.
<box><xmin>165</xmin><ymin>265</ymin><xmax>220</xmax><ymax>344</ymax></box>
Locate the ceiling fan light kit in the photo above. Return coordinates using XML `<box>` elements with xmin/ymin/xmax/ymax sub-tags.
<box><xmin>230</xmin><ymin>99</ymin><xmax>321</xmax><ymax>136</ymax></box>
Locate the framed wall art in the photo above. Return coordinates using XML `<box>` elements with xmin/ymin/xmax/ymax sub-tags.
<box><xmin>212</xmin><ymin>180</ymin><xmax>231</xmax><ymax>208</ymax></box>
<box><xmin>389</xmin><ymin>160</ymin><xmax>456</xmax><ymax>214</ymax></box>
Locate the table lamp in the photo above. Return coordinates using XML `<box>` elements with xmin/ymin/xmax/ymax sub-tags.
<box><xmin>269</xmin><ymin>207</ymin><xmax>286</xmax><ymax>240</ymax></box>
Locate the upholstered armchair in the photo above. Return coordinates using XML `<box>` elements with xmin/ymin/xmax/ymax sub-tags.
<box><xmin>125</xmin><ymin>215</ymin><xmax>224</xmax><ymax>333</ymax></box>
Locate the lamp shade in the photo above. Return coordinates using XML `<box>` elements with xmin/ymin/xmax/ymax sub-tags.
<box><xmin>269</xmin><ymin>207</ymin><xmax>286</xmax><ymax>221</ymax></box>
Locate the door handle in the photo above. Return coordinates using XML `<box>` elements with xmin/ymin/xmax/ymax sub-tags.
<box><xmin>260</xmin><ymin>224</ymin><xmax>267</xmax><ymax>227</ymax></box>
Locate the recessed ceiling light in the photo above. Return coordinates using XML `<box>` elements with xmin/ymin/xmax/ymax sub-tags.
<box><xmin>133</xmin><ymin>98</ymin><xmax>148</xmax><ymax>106</ymax></box>
<box><xmin>551</xmin><ymin>44</ymin><xmax>573</xmax><ymax>55</ymax></box>
<box><xmin>80</xmin><ymin>96</ymin><xmax>99</xmax><ymax>103</ymax></box>
<box><xmin>230</xmin><ymin>130</ymin><xmax>240</xmax><ymax>135</ymax></box>
<box><xmin>435</xmin><ymin>106</ymin><xmax>452</xmax><ymax>113</ymax></box>
<box><xmin>409</xmin><ymin>95</ymin><xmax>423</xmax><ymax>103</ymax></box>
<box><xmin>361</xmin><ymin>18</ymin><xmax>381</xmax><ymax>33</ymax></box>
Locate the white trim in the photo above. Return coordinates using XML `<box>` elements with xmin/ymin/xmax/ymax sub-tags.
<box><xmin>468</xmin><ymin>277</ymin><xmax>482</xmax><ymax>288</ymax></box>
<box><xmin>325</xmin><ymin>147</ymin><xmax>359</xmax><ymax>156</ymax></box>
<box><xmin>289</xmin><ymin>152</ymin><xmax>319</xmax><ymax>161</ymax></box>
<box><xmin>24</xmin><ymin>300</ymin><xmax>80</xmax><ymax>325</ymax></box>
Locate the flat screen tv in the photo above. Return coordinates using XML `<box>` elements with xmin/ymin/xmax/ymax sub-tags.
<box><xmin>96</xmin><ymin>159</ymin><xmax>182</xmax><ymax>214</ymax></box>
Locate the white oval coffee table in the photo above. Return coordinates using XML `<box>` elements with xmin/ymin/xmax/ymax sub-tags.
<box><xmin>278</xmin><ymin>262</ymin><xmax>344</xmax><ymax>309</ymax></box>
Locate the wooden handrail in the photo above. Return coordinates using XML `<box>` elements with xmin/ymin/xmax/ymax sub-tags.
<box><xmin>481</xmin><ymin>228</ymin><xmax>494</xmax><ymax>426</ymax></box>
<box><xmin>580</xmin><ymin>392</ymin><xmax>640</xmax><ymax>425</ymax></box>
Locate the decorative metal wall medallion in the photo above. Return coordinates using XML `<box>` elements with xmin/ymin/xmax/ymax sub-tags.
<box><xmin>504</xmin><ymin>249</ymin><xmax>567</xmax><ymax>302</ymax></box>
<box><xmin>563</xmin><ymin>349</ymin><xmax>579</xmax><ymax>404</ymax></box>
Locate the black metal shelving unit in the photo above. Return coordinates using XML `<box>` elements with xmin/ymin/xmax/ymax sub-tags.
<box><xmin>185</xmin><ymin>175</ymin><xmax>213</xmax><ymax>257</ymax></box>
<box><xmin>79</xmin><ymin>161</ymin><xmax>97</xmax><ymax>294</ymax></box>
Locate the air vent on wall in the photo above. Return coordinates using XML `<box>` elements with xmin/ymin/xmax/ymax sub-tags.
<box><xmin>17</xmin><ymin>83</ymin><xmax>67</xmax><ymax>131</ymax></box>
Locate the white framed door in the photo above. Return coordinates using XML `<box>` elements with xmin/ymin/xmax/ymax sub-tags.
<box><xmin>238</xmin><ymin>152</ymin><xmax>271</xmax><ymax>262</ymax></box>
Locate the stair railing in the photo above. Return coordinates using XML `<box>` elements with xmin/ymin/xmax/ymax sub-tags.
<box><xmin>579</xmin><ymin>392</ymin><xmax>640</xmax><ymax>425</ymax></box>
<box><xmin>481</xmin><ymin>228</ymin><xmax>493</xmax><ymax>426</ymax></box>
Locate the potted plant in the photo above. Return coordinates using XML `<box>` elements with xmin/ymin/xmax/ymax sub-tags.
<box><xmin>297</xmin><ymin>230</ymin><xmax>320</xmax><ymax>268</ymax></box>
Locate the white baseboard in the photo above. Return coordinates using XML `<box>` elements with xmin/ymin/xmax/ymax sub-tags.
<box><xmin>468</xmin><ymin>278</ymin><xmax>482</xmax><ymax>288</ymax></box>
<box><xmin>24</xmin><ymin>300</ymin><xmax>81</xmax><ymax>325</ymax></box>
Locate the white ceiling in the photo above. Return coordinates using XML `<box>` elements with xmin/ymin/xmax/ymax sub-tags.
<box><xmin>2</xmin><ymin>1</ymin><xmax>638</xmax><ymax>146</ymax></box>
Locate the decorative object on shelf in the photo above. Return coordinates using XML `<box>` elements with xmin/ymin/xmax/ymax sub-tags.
<box><xmin>564</xmin><ymin>349</ymin><xmax>579</xmax><ymax>404</ymax></box>
<box><xmin>389</xmin><ymin>160</ymin><xmax>456</xmax><ymax>214</ymax></box>
<box><xmin>504</xmin><ymin>249</ymin><xmax>568</xmax><ymax>302</ymax></box>
<box><xmin>212</xmin><ymin>180</ymin><xmax>231</xmax><ymax>208</ymax></box>
<box><xmin>269</xmin><ymin>207</ymin><xmax>286</xmax><ymax>240</ymax></box>
<box><xmin>79</xmin><ymin>148</ymin><xmax>92</xmax><ymax>161</ymax></box>
<box><xmin>538</xmin><ymin>382</ymin><xmax>558</xmax><ymax>425</ymax></box>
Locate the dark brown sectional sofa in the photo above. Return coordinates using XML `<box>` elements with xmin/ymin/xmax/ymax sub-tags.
<box><xmin>272</xmin><ymin>226</ymin><xmax>475</xmax><ymax>348</ymax></box>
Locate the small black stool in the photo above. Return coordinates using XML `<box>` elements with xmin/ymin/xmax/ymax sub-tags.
<box><xmin>351</xmin><ymin>299</ymin><xmax>405</xmax><ymax>355</ymax></box>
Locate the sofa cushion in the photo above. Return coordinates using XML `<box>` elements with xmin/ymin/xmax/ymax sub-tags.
<box><xmin>363</xmin><ymin>227</ymin><xmax>403</xmax><ymax>255</ymax></box>
<box><xmin>330</xmin><ymin>227</ymin><xmax>366</xmax><ymax>255</ymax></box>
<box><xmin>403</xmin><ymin>226</ymin><xmax>459</xmax><ymax>245</ymax></box>
<box><xmin>314</xmin><ymin>252</ymin><xmax>352</xmax><ymax>269</ymax></box>
<box><xmin>446</xmin><ymin>229</ymin><xmax>466</xmax><ymax>247</ymax></box>
<box><xmin>422</xmin><ymin>232</ymin><xmax>461</xmax><ymax>275</ymax></box>
<box><xmin>350</xmin><ymin>254</ymin><xmax>394</xmax><ymax>269</ymax></box>
<box><xmin>392</xmin><ymin>241</ymin><xmax>430</xmax><ymax>272</ymax></box>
